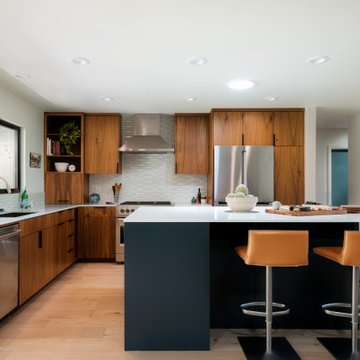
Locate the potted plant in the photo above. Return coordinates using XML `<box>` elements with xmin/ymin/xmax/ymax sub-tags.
<box><xmin>59</xmin><ymin>121</ymin><xmax>81</xmax><ymax>155</ymax></box>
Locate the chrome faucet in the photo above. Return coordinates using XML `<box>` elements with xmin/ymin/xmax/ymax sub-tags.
<box><xmin>0</xmin><ymin>177</ymin><xmax>11</xmax><ymax>194</ymax></box>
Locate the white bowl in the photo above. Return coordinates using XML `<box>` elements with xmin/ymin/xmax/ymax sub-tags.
<box><xmin>54</xmin><ymin>162</ymin><xmax>69</xmax><ymax>172</ymax></box>
<box><xmin>225</xmin><ymin>196</ymin><xmax>258</xmax><ymax>212</ymax></box>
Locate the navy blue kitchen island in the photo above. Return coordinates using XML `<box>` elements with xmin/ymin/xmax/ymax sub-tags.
<box><xmin>124</xmin><ymin>206</ymin><xmax>360</xmax><ymax>351</ymax></box>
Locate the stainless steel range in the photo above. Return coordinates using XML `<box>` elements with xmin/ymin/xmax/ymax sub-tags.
<box><xmin>115</xmin><ymin>201</ymin><xmax>173</xmax><ymax>263</ymax></box>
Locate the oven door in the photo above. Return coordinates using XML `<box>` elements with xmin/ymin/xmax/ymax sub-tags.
<box><xmin>116</xmin><ymin>218</ymin><xmax>124</xmax><ymax>263</ymax></box>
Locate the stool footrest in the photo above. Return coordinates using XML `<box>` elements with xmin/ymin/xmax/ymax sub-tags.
<box><xmin>322</xmin><ymin>302</ymin><xmax>360</xmax><ymax>319</ymax></box>
<box><xmin>240</xmin><ymin>301</ymin><xmax>290</xmax><ymax>317</ymax></box>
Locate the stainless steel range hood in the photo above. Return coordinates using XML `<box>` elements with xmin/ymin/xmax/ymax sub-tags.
<box><xmin>118</xmin><ymin>114</ymin><xmax>174</xmax><ymax>153</ymax></box>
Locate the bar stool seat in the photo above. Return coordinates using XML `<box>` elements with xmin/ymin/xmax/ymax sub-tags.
<box><xmin>314</xmin><ymin>231</ymin><xmax>360</xmax><ymax>359</ymax></box>
<box><xmin>235</xmin><ymin>230</ymin><xmax>308</xmax><ymax>359</ymax></box>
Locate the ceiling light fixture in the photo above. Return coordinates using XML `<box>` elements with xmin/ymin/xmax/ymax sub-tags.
<box><xmin>15</xmin><ymin>72</ymin><xmax>31</xmax><ymax>79</ymax></box>
<box><xmin>69</xmin><ymin>57</ymin><xmax>90</xmax><ymax>65</ymax></box>
<box><xmin>183</xmin><ymin>97</ymin><xmax>197</xmax><ymax>102</ymax></box>
<box><xmin>226</xmin><ymin>79</ymin><xmax>255</xmax><ymax>90</ymax></box>
<box><xmin>306</xmin><ymin>55</ymin><xmax>330</xmax><ymax>65</ymax></box>
<box><xmin>99</xmin><ymin>96</ymin><xmax>114</xmax><ymax>102</ymax></box>
<box><xmin>264</xmin><ymin>96</ymin><xmax>279</xmax><ymax>101</ymax></box>
<box><xmin>188</xmin><ymin>57</ymin><xmax>208</xmax><ymax>66</ymax></box>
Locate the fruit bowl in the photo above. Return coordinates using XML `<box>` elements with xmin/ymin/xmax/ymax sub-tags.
<box><xmin>225</xmin><ymin>196</ymin><xmax>258</xmax><ymax>212</ymax></box>
<box><xmin>54</xmin><ymin>162</ymin><xmax>69</xmax><ymax>172</ymax></box>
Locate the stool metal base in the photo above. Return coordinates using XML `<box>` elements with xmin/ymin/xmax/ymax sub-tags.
<box><xmin>318</xmin><ymin>337</ymin><xmax>360</xmax><ymax>360</ymax></box>
<box><xmin>238</xmin><ymin>336</ymin><xmax>301</xmax><ymax>360</ymax></box>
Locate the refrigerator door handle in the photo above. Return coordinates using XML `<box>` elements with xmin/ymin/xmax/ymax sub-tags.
<box><xmin>242</xmin><ymin>148</ymin><xmax>247</xmax><ymax>185</ymax></box>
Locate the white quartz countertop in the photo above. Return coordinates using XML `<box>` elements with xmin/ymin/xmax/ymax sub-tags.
<box><xmin>0</xmin><ymin>203</ymin><xmax>116</xmax><ymax>227</ymax></box>
<box><xmin>124</xmin><ymin>206</ymin><xmax>360</xmax><ymax>223</ymax></box>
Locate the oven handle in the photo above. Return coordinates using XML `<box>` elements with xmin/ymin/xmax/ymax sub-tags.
<box><xmin>116</xmin><ymin>218</ymin><xmax>125</xmax><ymax>244</ymax></box>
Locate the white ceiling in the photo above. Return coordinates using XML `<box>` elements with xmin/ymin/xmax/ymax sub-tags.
<box><xmin>0</xmin><ymin>0</ymin><xmax>359</xmax><ymax>126</ymax></box>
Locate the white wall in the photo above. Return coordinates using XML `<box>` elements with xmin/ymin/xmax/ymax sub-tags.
<box><xmin>0</xmin><ymin>84</ymin><xmax>44</xmax><ymax>203</ymax></box>
<box><xmin>348</xmin><ymin>112</ymin><xmax>360</xmax><ymax>204</ymax></box>
<box><xmin>316</xmin><ymin>128</ymin><xmax>348</xmax><ymax>205</ymax></box>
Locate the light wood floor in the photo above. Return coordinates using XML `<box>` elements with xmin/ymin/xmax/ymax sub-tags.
<box><xmin>0</xmin><ymin>262</ymin><xmax>351</xmax><ymax>359</ymax></box>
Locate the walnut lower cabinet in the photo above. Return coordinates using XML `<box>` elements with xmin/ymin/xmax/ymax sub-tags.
<box><xmin>78</xmin><ymin>207</ymin><xmax>115</xmax><ymax>260</ymax></box>
<box><xmin>19</xmin><ymin>210</ymin><xmax>77</xmax><ymax>305</ymax></box>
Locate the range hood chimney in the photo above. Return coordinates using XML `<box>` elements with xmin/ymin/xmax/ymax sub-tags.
<box><xmin>118</xmin><ymin>114</ymin><xmax>174</xmax><ymax>153</ymax></box>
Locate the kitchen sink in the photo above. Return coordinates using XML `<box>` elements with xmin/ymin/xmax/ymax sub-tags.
<box><xmin>0</xmin><ymin>212</ymin><xmax>36</xmax><ymax>217</ymax></box>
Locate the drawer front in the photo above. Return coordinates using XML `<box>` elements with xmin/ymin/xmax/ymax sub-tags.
<box><xmin>55</xmin><ymin>210</ymin><xmax>67</xmax><ymax>224</ymax></box>
<box><xmin>67</xmin><ymin>209</ymin><xmax>75</xmax><ymax>221</ymax></box>
<box><xmin>20</xmin><ymin>214</ymin><xmax>55</xmax><ymax>236</ymax></box>
<box><xmin>87</xmin><ymin>206</ymin><xmax>114</xmax><ymax>217</ymax></box>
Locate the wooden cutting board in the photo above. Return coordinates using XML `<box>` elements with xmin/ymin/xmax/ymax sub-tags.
<box><xmin>340</xmin><ymin>206</ymin><xmax>360</xmax><ymax>213</ymax></box>
<box><xmin>265</xmin><ymin>208</ymin><xmax>348</xmax><ymax>216</ymax></box>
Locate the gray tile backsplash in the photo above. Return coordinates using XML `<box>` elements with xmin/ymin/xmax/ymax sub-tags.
<box><xmin>89</xmin><ymin>114</ymin><xmax>207</xmax><ymax>204</ymax></box>
<box><xmin>0</xmin><ymin>192</ymin><xmax>45</xmax><ymax>211</ymax></box>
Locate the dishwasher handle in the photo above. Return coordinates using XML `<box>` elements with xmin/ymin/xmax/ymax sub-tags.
<box><xmin>0</xmin><ymin>229</ymin><xmax>22</xmax><ymax>241</ymax></box>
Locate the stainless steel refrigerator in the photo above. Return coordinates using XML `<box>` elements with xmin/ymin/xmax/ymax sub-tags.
<box><xmin>214</xmin><ymin>145</ymin><xmax>274</xmax><ymax>205</ymax></box>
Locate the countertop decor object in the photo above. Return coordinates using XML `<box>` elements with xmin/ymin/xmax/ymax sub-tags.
<box><xmin>68</xmin><ymin>164</ymin><xmax>76</xmax><ymax>172</ymax></box>
<box><xmin>225</xmin><ymin>196</ymin><xmax>258</xmax><ymax>212</ymax></box>
<box><xmin>89</xmin><ymin>193</ymin><xmax>100</xmax><ymax>204</ymax></box>
<box><xmin>54</xmin><ymin>162</ymin><xmax>69</xmax><ymax>172</ymax></box>
<box><xmin>272</xmin><ymin>201</ymin><xmax>281</xmax><ymax>210</ymax></box>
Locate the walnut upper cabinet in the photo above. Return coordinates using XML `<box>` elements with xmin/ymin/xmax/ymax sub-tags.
<box><xmin>175</xmin><ymin>113</ymin><xmax>209</xmax><ymax>174</ymax></box>
<box><xmin>213</xmin><ymin>111</ymin><xmax>243</xmax><ymax>145</ymax></box>
<box><xmin>242</xmin><ymin>111</ymin><xmax>273</xmax><ymax>145</ymax></box>
<box><xmin>84</xmin><ymin>113</ymin><xmax>122</xmax><ymax>174</ymax></box>
<box><xmin>273</xmin><ymin>111</ymin><xmax>304</xmax><ymax>146</ymax></box>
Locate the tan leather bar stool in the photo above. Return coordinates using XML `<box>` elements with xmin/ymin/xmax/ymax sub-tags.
<box><xmin>235</xmin><ymin>230</ymin><xmax>308</xmax><ymax>358</ymax></box>
<box><xmin>314</xmin><ymin>231</ymin><xmax>360</xmax><ymax>359</ymax></box>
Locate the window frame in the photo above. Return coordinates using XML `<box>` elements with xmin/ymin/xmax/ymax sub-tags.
<box><xmin>0</xmin><ymin>118</ymin><xmax>21</xmax><ymax>194</ymax></box>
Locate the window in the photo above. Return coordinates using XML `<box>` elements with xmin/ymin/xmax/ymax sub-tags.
<box><xmin>0</xmin><ymin>119</ymin><xmax>20</xmax><ymax>193</ymax></box>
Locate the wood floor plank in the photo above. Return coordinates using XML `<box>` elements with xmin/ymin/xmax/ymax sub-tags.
<box><xmin>0</xmin><ymin>262</ymin><xmax>353</xmax><ymax>359</ymax></box>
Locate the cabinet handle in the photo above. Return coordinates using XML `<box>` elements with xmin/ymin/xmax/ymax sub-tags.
<box><xmin>58</xmin><ymin>199</ymin><xmax>70</xmax><ymax>203</ymax></box>
<box><xmin>94</xmin><ymin>206</ymin><xmax>106</xmax><ymax>209</ymax></box>
<box><xmin>67</xmin><ymin>248</ymin><xmax>74</xmax><ymax>253</ymax></box>
<box><xmin>58</xmin><ymin>222</ymin><xmax>66</xmax><ymax>226</ymax></box>
<box><xmin>39</xmin><ymin>231</ymin><xmax>42</xmax><ymax>249</ymax></box>
<box><xmin>68</xmin><ymin>233</ymin><xmax>74</xmax><ymax>238</ymax></box>
<box><xmin>242</xmin><ymin>134</ymin><xmax>244</xmax><ymax>145</ymax></box>
<box><xmin>68</xmin><ymin>219</ymin><xmax>74</xmax><ymax>223</ymax></box>
<box><xmin>273</xmin><ymin>134</ymin><xmax>275</xmax><ymax>146</ymax></box>
<box><xmin>117</xmin><ymin>162</ymin><xmax>119</xmax><ymax>173</ymax></box>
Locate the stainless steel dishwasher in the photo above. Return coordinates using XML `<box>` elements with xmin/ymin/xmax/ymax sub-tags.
<box><xmin>0</xmin><ymin>224</ymin><xmax>21</xmax><ymax>319</ymax></box>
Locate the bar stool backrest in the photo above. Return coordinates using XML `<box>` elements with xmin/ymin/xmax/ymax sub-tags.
<box><xmin>245</xmin><ymin>230</ymin><xmax>309</xmax><ymax>267</ymax></box>
<box><xmin>341</xmin><ymin>231</ymin><xmax>360</xmax><ymax>266</ymax></box>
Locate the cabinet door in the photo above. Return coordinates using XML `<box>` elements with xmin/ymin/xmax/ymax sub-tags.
<box><xmin>242</xmin><ymin>112</ymin><xmax>273</xmax><ymax>145</ymax></box>
<box><xmin>274</xmin><ymin>146</ymin><xmax>304</xmax><ymax>205</ymax></box>
<box><xmin>213</xmin><ymin>112</ymin><xmax>243</xmax><ymax>145</ymax></box>
<box><xmin>78</xmin><ymin>207</ymin><xmax>115</xmax><ymax>259</ymax></box>
<box><xmin>19</xmin><ymin>232</ymin><xmax>42</xmax><ymax>304</ymax></box>
<box><xmin>55</xmin><ymin>221</ymin><xmax>68</xmax><ymax>274</ymax></box>
<box><xmin>41</xmin><ymin>225</ymin><xmax>58</xmax><ymax>286</ymax></box>
<box><xmin>273</xmin><ymin>111</ymin><xmax>304</xmax><ymax>146</ymax></box>
<box><xmin>45</xmin><ymin>173</ymin><xmax>85</xmax><ymax>204</ymax></box>
<box><xmin>85</xmin><ymin>114</ymin><xmax>121</xmax><ymax>174</ymax></box>
<box><xmin>175</xmin><ymin>114</ymin><xmax>209</xmax><ymax>174</ymax></box>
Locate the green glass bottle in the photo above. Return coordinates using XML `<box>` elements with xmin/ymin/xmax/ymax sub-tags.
<box><xmin>21</xmin><ymin>188</ymin><xmax>29</xmax><ymax>209</ymax></box>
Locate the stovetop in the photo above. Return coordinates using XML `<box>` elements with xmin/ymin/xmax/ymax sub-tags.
<box><xmin>120</xmin><ymin>201</ymin><xmax>172</xmax><ymax>206</ymax></box>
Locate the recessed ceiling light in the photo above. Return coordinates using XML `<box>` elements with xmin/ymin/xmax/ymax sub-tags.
<box><xmin>226</xmin><ymin>79</ymin><xmax>255</xmax><ymax>90</ymax></box>
<box><xmin>183</xmin><ymin>97</ymin><xmax>197</xmax><ymax>102</ymax></box>
<box><xmin>188</xmin><ymin>57</ymin><xmax>208</xmax><ymax>66</ymax></box>
<box><xmin>15</xmin><ymin>72</ymin><xmax>31</xmax><ymax>79</ymax></box>
<box><xmin>264</xmin><ymin>96</ymin><xmax>279</xmax><ymax>101</ymax></box>
<box><xmin>99</xmin><ymin>96</ymin><xmax>114</xmax><ymax>102</ymax></box>
<box><xmin>69</xmin><ymin>57</ymin><xmax>90</xmax><ymax>65</ymax></box>
<box><xmin>306</xmin><ymin>55</ymin><xmax>330</xmax><ymax>65</ymax></box>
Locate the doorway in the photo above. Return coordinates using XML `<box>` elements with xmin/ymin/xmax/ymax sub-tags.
<box><xmin>330</xmin><ymin>149</ymin><xmax>348</xmax><ymax>206</ymax></box>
